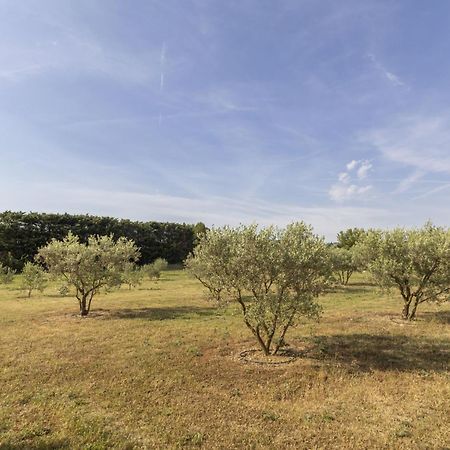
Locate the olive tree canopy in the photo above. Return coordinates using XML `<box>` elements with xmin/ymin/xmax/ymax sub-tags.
<box><xmin>330</xmin><ymin>246</ymin><xmax>358</xmax><ymax>285</ymax></box>
<box><xmin>37</xmin><ymin>232</ymin><xmax>140</xmax><ymax>316</ymax></box>
<box><xmin>354</xmin><ymin>223</ymin><xmax>450</xmax><ymax>320</ymax></box>
<box><xmin>186</xmin><ymin>223</ymin><xmax>330</xmax><ymax>355</ymax></box>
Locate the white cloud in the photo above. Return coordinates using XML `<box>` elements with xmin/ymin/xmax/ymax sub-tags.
<box><xmin>338</xmin><ymin>172</ymin><xmax>350</xmax><ymax>183</ymax></box>
<box><xmin>356</xmin><ymin>161</ymin><xmax>372</xmax><ymax>179</ymax></box>
<box><xmin>329</xmin><ymin>160</ymin><xmax>373</xmax><ymax>202</ymax></box>
<box><xmin>346</xmin><ymin>160</ymin><xmax>358</xmax><ymax>171</ymax></box>
<box><xmin>329</xmin><ymin>184</ymin><xmax>372</xmax><ymax>202</ymax></box>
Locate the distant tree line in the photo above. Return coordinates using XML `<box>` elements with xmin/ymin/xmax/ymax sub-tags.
<box><xmin>0</xmin><ymin>211</ymin><xmax>203</xmax><ymax>270</ymax></box>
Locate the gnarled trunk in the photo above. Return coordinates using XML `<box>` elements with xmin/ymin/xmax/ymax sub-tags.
<box><xmin>401</xmin><ymin>301</ymin><xmax>410</xmax><ymax>320</ymax></box>
<box><xmin>79</xmin><ymin>295</ymin><xmax>89</xmax><ymax>316</ymax></box>
<box><xmin>408</xmin><ymin>299</ymin><xmax>420</xmax><ymax>321</ymax></box>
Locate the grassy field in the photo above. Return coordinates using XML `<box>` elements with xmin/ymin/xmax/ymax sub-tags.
<box><xmin>0</xmin><ymin>270</ymin><xmax>449</xmax><ymax>449</ymax></box>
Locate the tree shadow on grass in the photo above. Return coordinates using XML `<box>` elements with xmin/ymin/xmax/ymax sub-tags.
<box><xmin>105</xmin><ymin>305</ymin><xmax>219</xmax><ymax>321</ymax></box>
<box><xmin>348</xmin><ymin>281</ymin><xmax>377</xmax><ymax>287</ymax></box>
<box><xmin>325</xmin><ymin>286</ymin><xmax>376</xmax><ymax>295</ymax></box>
<box><xmin>312</xmin><ymin>333</ymin><xmax>450</xmax><ymax>373</ymax></box>
<box><xmin>419</xmin><ymin>310</ymin><xmax>450</xmax><ymax>325</ymax></box>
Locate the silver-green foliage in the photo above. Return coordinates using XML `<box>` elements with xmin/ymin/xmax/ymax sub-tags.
<box><xmin>37</xmin><ymin>232</ymin><xmax>140</xmax><ymax>316</ymax></box>
<box><xmin>121</xmin><ymin>262</ymin><xmax>145</xmax><ymax>290</ymax></box>
<box><xmin>143</xmin><ymin>258</ymin><xmax>168</xmax><ymax>281</ymax></box>
<box><xmin>0</xmin><ymin>263</ymin><xmax>15</xmax><ymax>284</ymax></box>
<box><xmin>185</xmin><ymin>223</ymin><xmax>330</xmax><ymax>355</ymax></box>
<box><xmin>153</xmin><ymin>258</ymin><xmax>168</xmax><ymax>272</ymax></box>
<box><xmin>330</xmin><ymin>247</ymin><xmax>358</xmax><ymax>285</ymax></box>
<box><xmin>20</xmin><ymin>262</ymin><xmax>47</xmax><ymax>297</ymax></box>
<box><xmin>354</xmin><ymin>223</ymin><xmax>450</xmax><ymax>320</ymax></box>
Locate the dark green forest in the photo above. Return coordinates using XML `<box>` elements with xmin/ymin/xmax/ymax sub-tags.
<box><xmin>0</xmin><ymin>211</ymin><xmax>200</xmax><ymax>269</ymax></box>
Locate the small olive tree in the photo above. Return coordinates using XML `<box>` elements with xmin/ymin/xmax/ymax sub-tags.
<box><xmin>153</xmin><ymin>257</ymin><xmax>168</xmax><ymax>273</ymax></box>
<box><xmin>186</xmin><ymin>223</ymin><xmax>330</xmax><ymax>355</ymax></box>
<box><xmin>336</xmin><ymin>228</ymin><xmax>366</xmax><ymax>250</ymax></box>
<box><xmin>37</xmin><ymin>233</ymin><xmax>140</xmax><ymax>316</ymax></box>
<box><xmin>0</xmin><ymin>263</ymin><xmax>15</xmax><ymax>284</ymax></box>
<box><xmin>121</xmin><ymin>262</ymin><xmax>144</xmax><ymax>290</ymax></box>
<box><xmin>330</xmin><ymin>246</ymin><xmax>358</xmax><ymax>285</ymax></box>
<box><xmin>143</xmin><ymin>258</ymin><xmax>168</xmax><ymax>281</ymax></box>
<box><xmin>20</xmin><ymin>262</ymin><xmax>47</xmax><ymax>297</ymax></box>
<box><xmin>354</xmin><ymin>223</ymin><xmax>450</xmax><ymax>320</ymax></box>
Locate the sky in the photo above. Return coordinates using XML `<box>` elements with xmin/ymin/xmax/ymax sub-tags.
<box><xmin>1</xmin><ymin>0</ymin><xmax>450</xmax><ymax>240</ymax></box>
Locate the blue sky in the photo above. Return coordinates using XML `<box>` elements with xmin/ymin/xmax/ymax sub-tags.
<box><xmin>1</xmin><ymin>0</ymin><xmax>449</xmax><ymax>240</ymax></box>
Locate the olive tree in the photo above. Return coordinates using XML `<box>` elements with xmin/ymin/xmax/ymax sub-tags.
<box><xmin>336</xmin><ymin>228</ymin><xmax>366</xmax><ymax>250</ymax></box>
<box><xmin>37</xmin><ymin>232</ymin><xmax>140</xmax><ymax>316</ymax></box>
<box><xmin>153</xmin><ymin>257</ymin><xmax>168</xmax><ymax>273</ymax></box>
<box><xmin>354</xmin><ymin>223</ymin><xmax>450</xmax><ymax>320</ymax></box>
<box><xmin>0</xmin><ymin>263</ymin><xmax>15</xmax><ymax>284</ymax></box>
<box><xmin>185</xmin><ymin>223</ymin><xmax>330</xmax><ymax>355</ymax></box>
<box><xmin>20</xmin><ymin>262</ymin><xmax>47</xmax><ymax>297</ymax></box>
<box><xmin>143</xmin><ymin>258</ymin><xmax>168</xmax><ymax>281</ymax></box>
<box><xmin>330</xmin><ymin>246</ymin><xmax>358</xmax><ymax>285</ymax></box>
<box><xmin>121</xmin><ymin>262</ymin><xmax>144</xmax><ymax>290</ymax></box>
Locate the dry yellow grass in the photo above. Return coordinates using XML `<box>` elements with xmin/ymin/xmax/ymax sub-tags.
<box><xmin>0</xmin><ymin>271</ymin><xmax>449</xmax><ymax>449</ymax></box>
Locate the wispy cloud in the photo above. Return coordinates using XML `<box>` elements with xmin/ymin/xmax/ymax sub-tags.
<box><xmin>367</xmin><ymin>53</ymin><xmax>406</xmax><ymax>87</ymax></box>
<box><xmin>362</xmin><ymin>114</ymin><xmax>450</xmax><ymax>174</ymax></box>
<box><xmin>2</xmin><ymin>181</ymin><xmax>390</xmax><ymax>241</ymax></box>
<box><xmin>413</xmin><ymin>182</ymin><xmax>450</xmax><ymax>200</ymax></box>
<box><xmin>160</xmin><ymin>42</ymin><xmax>166</xmax><ymax>91</ymax></box>
<box><xmin>0</xmin><ymin>33</ymin><xmax>162</xmax><ymax>86</ymax></box>
<box><xmin>394</xmin><ymin>170</ymin><xmax>425</xmax><ymax>193</ymax></box>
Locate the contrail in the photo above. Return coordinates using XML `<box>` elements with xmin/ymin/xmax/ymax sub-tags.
<box><xmin>160</xmin><ymin>42</ymin><xmax>166</xmax><ymax>91</ymax></box>
<box><xmin>158</xmin><ymin>42</ymin><xmax>166</xmax><ymax>127</ymax></box>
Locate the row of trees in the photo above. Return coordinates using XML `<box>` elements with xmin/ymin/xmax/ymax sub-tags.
<box><xmin>187</xmin><ymin>222</ymin><xmax>450</xmax><ymax>354</ymax></box>
<box><xmin>0</xmin><ymin>235</ymin><xmax>168</xmax><ymax>311</ymax></box>
<box><xmin>2</xmin><ymin>221</ymin><xmax>448</xmax><ymax>355</ymax></box>
<box><xmin>0</xmin><ymin>211</ymin><xmax>204</xmax><ymax>270</ymax></box>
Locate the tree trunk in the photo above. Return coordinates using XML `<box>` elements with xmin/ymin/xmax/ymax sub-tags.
<box><xmin>401</xmin><ymin>299</ymin><xmax>412</xmax><ymax>320</ymax></box>
<box><xmin>255</xmin><ymin>327</ymin><xmax>270</xmax><ymax>355</ymax></box>
<box><xmin>80</xmin><ymin>297</ymin><xmax>89</xmax><ymax>316</ymax></box>
<box><xmin>27</xmin><ymin>289</ymin><xmax>31</xmax><ymax>298</ymax></box>
<box><xmin>408</xmin><ymin>299</ymin><xmax>420</xmax><ymax>321</ymax></box>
